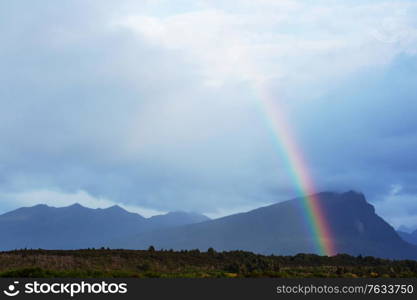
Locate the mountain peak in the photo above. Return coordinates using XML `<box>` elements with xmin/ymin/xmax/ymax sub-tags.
<box><xmin>314</xmin><ymin>190</ymin><xmax>365</xmax><ymax>199</ymax></box>
<box><xmin>147</xmin><ymin>211</ymin><xmax>210</xmax><ymax>228</ymax></box>
<box><xmin>312</xmin><ymin>191</ymin><xmax>374</xmax><ymax>216</ymax></box>
<box><xmin>308</xmin><ymin>191</ymin><xmax>369</xmax><ymax>209</ymax></box>
<box><xmin>31</xmin><ymin>204</ymin><xmax>50</xmax><ymax>209</ymax></box>
<box><xmin>105</xmin><ymin>205</ymin><xmax>126</xmax><ymax>212</ymax></box>
<box><xmin>67</xmin><ymin>203</ymin><xmax>85</xmax><ymax>209</ymax></box>
<box><xmin>341</xmin><ymin>190</ymin><xmax>366</xmax><ymax>199</ymax></box>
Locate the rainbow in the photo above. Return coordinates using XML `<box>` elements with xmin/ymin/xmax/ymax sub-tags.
<box><xmin>255</xmin><ymin>87</ymin><xmax>336</xmax><ymax>256</ymax></box>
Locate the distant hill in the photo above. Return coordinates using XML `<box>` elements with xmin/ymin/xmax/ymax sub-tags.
<box><xmin>398</xmin><ymin>230</ymin><xmax>417</xmax><ymax>246</ymax></box>
<box><xmin>148</xmin><ymin>211</ymin><xmax>210</xmax><ymax>228</ymax></box>
<box><xmin>0</xmin><ymin>204</ymin><xmax>209</xmax><ymax>250</ymax></box>
<box><xmin>114</xmin><ymin>191</ymin><xmax>417</xmax><ymax>260</ymax></box>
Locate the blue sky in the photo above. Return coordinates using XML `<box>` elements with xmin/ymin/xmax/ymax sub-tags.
<box><xmin>0</xmin><ymin>0</ymin><xmax>417</xmax><ymax>229</ymax></box>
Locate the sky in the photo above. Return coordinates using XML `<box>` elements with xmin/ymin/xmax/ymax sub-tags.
<box><xmin>0</xmin><ymin>0</ymin><xmax>417</xmax><ymax>229</ymax></box>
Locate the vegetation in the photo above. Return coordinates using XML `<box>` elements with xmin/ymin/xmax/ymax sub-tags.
<box><xmin>0</xmin><ymin>249</ymin><xmax>416</xmax><ymax>278</ymax></box>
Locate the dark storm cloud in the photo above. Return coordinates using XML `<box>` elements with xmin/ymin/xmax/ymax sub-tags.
<box><xmin>283</xmin><ymin>54</ymin><xmax>417</xmax><ymax>228</ymax></box>
<box><xmin>0</xmin><ymin>1</ymin><xmax>281</xmax><ymax>215</ymax></box>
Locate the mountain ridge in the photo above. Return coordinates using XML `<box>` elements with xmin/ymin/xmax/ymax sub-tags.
<box><xmin>398</xmin><ymin>230</ymin><xmax>417</xmax><ymax>246</ymax></box>
<box><xmin>112</xmin><ymin>191</ymin><xmax>417</xmax><ymax>260</ymax></box>
<box><xmin>1</xmin><ymin>191</ymin><xmax>416</xmax><ymax>260</ymax></box>
<box><xmin>0</xmin><ymin>203</ymin><xmax>209</xmax><ymax>250</ymax></box>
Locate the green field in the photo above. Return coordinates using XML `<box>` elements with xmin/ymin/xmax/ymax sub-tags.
<box><xmin>1</xmin><ymin>248</ymin><xmax>416</xmax><ymax>278</ymax></box>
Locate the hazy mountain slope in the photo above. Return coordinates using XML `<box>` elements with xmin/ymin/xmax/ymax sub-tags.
<box><xmin>148</xmin><ymin>211</ymin><xmax>210</xmax><ymax>228</ymax></box>
<box><xmin>398</xmin><ymin>230</ymin><xmax>417</xmax><ymax>246</ymax></box>
<box><xmin>115</xmin><ymin>191</ymin><xmax>417</xmax><ymax>260</ymax></box>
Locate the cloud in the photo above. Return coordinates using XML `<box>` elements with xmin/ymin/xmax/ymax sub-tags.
<box><xmin>374</xmin><ymin>185</ymin><xmax>417</xmax><ymax>229</ymax></box>
<box><xmin>0</xmin><ymin>0</ymin><xmax>416</xmax><ymax>227</ymax></box>
<box><xmin>0</xmin><ymin>0</ymin><xmax>278</xmax><ymax>214</ymax></box>
<box><xmin>117</xmin><ymin>0</ymin><xmax>417</xmax><ymax>91</ymax></box>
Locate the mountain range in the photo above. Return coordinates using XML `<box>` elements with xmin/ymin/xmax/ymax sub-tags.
<box><xmin>1</xmin><ymin>191</ymin><xmax>416</xmax><ymax>260</ymax></box>
<box><xmin>0</xmin><ymin>204</ymin><xmax>209</xmax><ymax>250</ymax></box>
<box><xmin>113</xmin><ymin>191</ymin><xmax>417</xmax><ymax>260</ymax></box>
